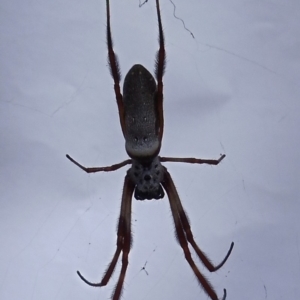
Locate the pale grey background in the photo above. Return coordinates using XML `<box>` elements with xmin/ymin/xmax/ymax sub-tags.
<box><xmin>1</xmin><ymin>0</ymin><xmax>299</xmax><ymax>299</ymax></box>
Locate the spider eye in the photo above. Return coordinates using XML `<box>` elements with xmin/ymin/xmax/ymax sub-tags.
<box><xmin>144</xmin><ymin>174</ymin><xmax>151</xmax><ymax>181</ymax></box>
<box><xmin>134</xmin><ymin>184</ymin><xmax>165</xmax><ymax>200</ymax></box>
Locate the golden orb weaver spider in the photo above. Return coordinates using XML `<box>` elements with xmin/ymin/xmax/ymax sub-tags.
<box><xmin>66</xmin><ymin>0</ymin><xmax>234</xmax><ymax>299</ymax></box>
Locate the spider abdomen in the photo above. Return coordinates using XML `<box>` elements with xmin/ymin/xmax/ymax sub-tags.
<box><xmin>123</xmin><ymin>64</ymin><xmax>161</xmax><ymax>160</ymax></box>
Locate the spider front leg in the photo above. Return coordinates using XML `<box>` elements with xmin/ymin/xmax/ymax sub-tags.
<box><xmin>77</xmin><ymin>172</ymin><xmax>135</xmax><ymax>300</ymax></box>
<box><xmin>170</xmin><ymin>169</ymin><xmax>234</xmax><ymax>272</ymax></box>
<box><xmin>162</xmin><ymin>167</ymin><xmax>232</xmax><ymax>300</ymax></box>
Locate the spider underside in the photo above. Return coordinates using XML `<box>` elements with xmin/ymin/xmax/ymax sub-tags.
<box><xmin>66</xmin><ymin>1</ymin><xmax>234</xmax><ymax>300</ymax></box>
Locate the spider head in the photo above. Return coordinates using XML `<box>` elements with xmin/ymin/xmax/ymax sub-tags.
<box><xmin>130</xmin><ymin>157</ymin><xmax>165</xmax><ymax>200</ymax></box>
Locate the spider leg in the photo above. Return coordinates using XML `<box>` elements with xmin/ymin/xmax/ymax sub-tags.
<box><xmin>66</xmin><ymin>154</ymin><xmax>131</xmax><ymax>173</ymax></box>
<box><xmin>154</xmin><ymin>0</ymin><xmax>166</xmax><ymax>142</ymax></box>
<box><xmin>109</xmin><ymin>173</ymin><xmax>134</xmax><ymax>300</ymax></box>
<box><xmin>162</xmin><ymin>168</ymin><xmax>227</xmax><ymax>300</ymax></box>
<box><xmin>106</xmin><ymin>0</ymin><xmax>126</xmax><ymax>136</ymax></box>
<box><xmin>77</xmin><ymin>173</ymin><xmax>134</xmax><ymax>300</ymax></box>
<box><xmin>159</xmin><ymin>156</ymin><xmax>233</xmax><ymax>271</ymax></box>
<box><xmin>160</xmin><ymin>154</ymin><xmax>226</xmax><ymax>165</ymax></box>
<box><xmin>173</xmin><ymin>183</ymin><xmax>234</xmax><ymax>272</ymax></box>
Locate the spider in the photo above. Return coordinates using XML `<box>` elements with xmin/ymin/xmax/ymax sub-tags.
<box><xmin>66</xmin><ymin>0</ymin><xmax>234</xmax><ymax>299</ymax></box>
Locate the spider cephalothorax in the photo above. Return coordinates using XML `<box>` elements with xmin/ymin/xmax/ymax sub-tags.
<box><xmin>129</xmin><ymin>157</ymin><xmax>164</xmax><ymax>200</ymax></box>
<box><xmin>66</xmin><ymin>1</ymin><xmax>233</xmax><ymax>300</ymax></box>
